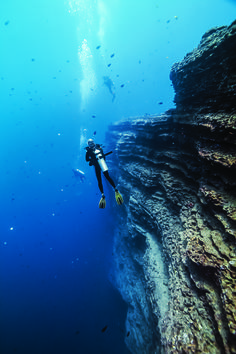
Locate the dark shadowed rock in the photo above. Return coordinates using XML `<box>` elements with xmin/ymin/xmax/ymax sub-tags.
<box><xmin>107</xmin><ymin>20</ymin><xmax>236</xmax><ymax>354</ymax></box>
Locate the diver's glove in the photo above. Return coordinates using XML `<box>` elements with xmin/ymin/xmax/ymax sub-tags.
<box><xmin>99</xmin><ymin>194</ymin><xmax>106</xmax><ymax>209</ymax></box>
<box><xmin>115</xmin><ymin>190</ymin><xmax>124</xmax><ymax>205</ymax></box>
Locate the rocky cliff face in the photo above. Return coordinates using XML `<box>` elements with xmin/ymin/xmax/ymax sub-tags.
<box><xmin>107</xmin><ymin>20</ymin><xmax>236</xmax><ymax>354</ymax></box>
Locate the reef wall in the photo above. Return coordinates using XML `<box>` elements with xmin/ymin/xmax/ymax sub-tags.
<box><xmin>107</xmin><ymin>20</ymin><xmax>236</xmax><ymax>354</ymax></box>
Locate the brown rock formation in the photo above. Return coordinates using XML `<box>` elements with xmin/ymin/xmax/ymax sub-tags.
<box><xmin>107</xmin><ymin>20</ymin><xmax>236</xmax><ymax>354</ymax></box>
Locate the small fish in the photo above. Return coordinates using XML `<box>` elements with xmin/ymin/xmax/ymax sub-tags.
<box><xmin>101</xmin><ymin>325</ymin><xmax>108</xmax><ymax>333</ymax></box>
<box><xmin>120</xmin><ymin>84</ymin><xmax>125</xmax><ymax>88</ymax></box>
<box><xmin>138</xmin><ymin>60</ymin><xmax>141</xmax><ymax>64</ymax></box>
<box><xmin>93</xmin><ymin>131</ymin><xmax>96</xmax><ymax>136</ymax></box>
<box><xmin>96</xmin><ymin>45</ymin><xmax>101</xmax><ymax>50</ymax></box>
<box><xmin>92</xmin><ymin>115</ymin><xmax>96</xmax><ymax>118</ymax></box>
<box><xmin>127</xmin><ymin>331</ymin><xmax>130</xmax><ymax>337</ymax></box>
<box><xmin>107</xmin><ymin>63</ymin><xmax>111</xmax><ymax>67</ymax></box>
<box><xmin>110</xmin><ymin>53</ymin><xmax>115</xmax><ymax>58</ymax></box>
<box><xmin>4</xmin><ymin>20</ymin><xmax>10</xmax><ymax>26</ymax></box>
<box><xmin>166</xmin><ymin>19</ymin><xmax>170</xmax><ymax>24</ymax></box>
<box><xmin>158</xmin><ymin>101</ymin><xmax>163</xmax><ymax>105</ymax></box>
<box><xmin>31</xmin><ymin>58</ymin><xmax>35</xmax><ymax>62</ymax></box>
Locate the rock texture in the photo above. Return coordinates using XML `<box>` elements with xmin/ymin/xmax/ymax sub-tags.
<box><xmin>107</xmin><ymin>20</ymin><xmax>236</xmax><ymax>354</ymax></box>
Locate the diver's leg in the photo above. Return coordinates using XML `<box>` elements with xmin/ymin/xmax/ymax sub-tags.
<box><xmin>96</xmin><ymin>166</ymin><xmax>106</xmax><ymax>208</ymax></box>
<box><xmin>103</xmin><ymin>171</ymin><xmax>116</xmax><ymax>189</ymax></box>
<box><xmin>104</xmin><ymin>171</ymin><xmax>123</xmax><ymax>205</ymax></box>
<box><xmin>95</xmin><ymin>166</ymin><xmax>104</xmax><ymax>193</ymax></box>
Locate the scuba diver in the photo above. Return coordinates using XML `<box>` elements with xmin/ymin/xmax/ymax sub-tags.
<box><xmin>72</xmin><ymin>168</ymin><xmax>85</xmax><ymax>183</ymax></box>
<box><xmin>85</xmin><ymin>139</ymin><xmax>123</xmax><ymax>208</ymax></box>
<box><xmin>103</xmin><ymin>76</ymin><xmax>116</xmax><ymax>102</ymax></box>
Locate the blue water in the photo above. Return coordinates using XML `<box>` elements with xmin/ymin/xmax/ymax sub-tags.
<box><xmin>0</xmin><ymin>1</ymin><xmax>235</xmax><ymax>353</ymax></box>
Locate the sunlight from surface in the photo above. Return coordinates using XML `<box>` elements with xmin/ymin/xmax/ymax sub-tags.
<box><xmin>78</xmin><ymin>39</ymin><xmax>96</xmax><ymax>110</ymax></box>
<box><xmin>97</xmin><ymin>0</ymin><xmax>109</xmax><ymax>43</ymax></box>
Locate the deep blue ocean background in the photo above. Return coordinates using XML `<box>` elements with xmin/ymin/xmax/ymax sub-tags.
<box><xmin>1</xmin><ymin>1</ymin><xmax>235</xmax><ymax>353</ymax></box>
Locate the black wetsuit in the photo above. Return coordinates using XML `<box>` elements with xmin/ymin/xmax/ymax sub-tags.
<box><xmin>85</xmin><ymin>144</ymin><xmax>116</xmax><ymax>194</ymax></box>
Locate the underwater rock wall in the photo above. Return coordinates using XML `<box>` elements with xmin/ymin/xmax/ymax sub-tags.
<box><xmin>107</xmin><ymin>20</ymin><xmax>236</xmax><ymax>354</ymax></box>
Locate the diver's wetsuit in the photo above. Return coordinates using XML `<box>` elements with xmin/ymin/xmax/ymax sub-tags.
<box><xmin>85</xmin><ymin>144</ymin><xmax>116</xmax><ymax>193</ymax></box>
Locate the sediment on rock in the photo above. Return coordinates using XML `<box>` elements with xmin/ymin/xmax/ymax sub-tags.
<box><xmin>107</xmin><ymin>20</ymin><xmax>236</xmax><ymax>354</ymax></box>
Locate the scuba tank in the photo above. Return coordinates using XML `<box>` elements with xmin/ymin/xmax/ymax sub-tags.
<box><xmin>94</xmin><ymin>149</ymin><xmax>108</xmax><ymax>172</ymax></box>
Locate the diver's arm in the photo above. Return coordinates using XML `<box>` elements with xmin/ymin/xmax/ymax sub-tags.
<box><xmin>85</xmin><ymin>148</ymin><xmax>93</xmax><ymax>162</ymax></box>
<box><xmin>85</xmin><ymin>149</ymin><xmax>91</xmax><ymax>162</ymax></box>
<box><xmin>86</xmin><ymin>149</ymin><xmax>95</xmax><ymax>166</ymax></box>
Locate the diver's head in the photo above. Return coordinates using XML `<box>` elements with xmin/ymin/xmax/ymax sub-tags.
<box><xmin>87</xmin><ymin>139</ymin><xmax>95</xmax><ymax>148</ymax></box>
